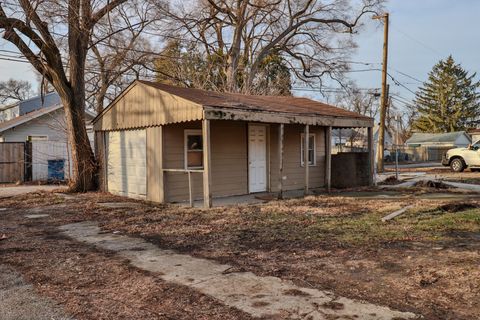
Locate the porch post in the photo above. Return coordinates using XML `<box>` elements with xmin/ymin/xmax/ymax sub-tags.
<box><xmin>325</xmin><ymin>126</ymin><xmax>332</xmax><ymax>192</ymax></box>
<box><xmin>368</xmin><ymin>126</ymin><xmax>374</xmax><ymax>186</ymax></box>
<box><xmin>278</xmin><ymin>123</ymin><xmax>285</xmax><ymax>199</ymax></box>
<box><xmin>304</xmin><ymin>124</ymin><xmax>309</xmax><ymax>195</ymax></box>
<box><xmin>202</xmin><ymin>119</ymin><xmax>212</xmax><ymax>208</ymax></box>
<box><xmin>157</xmin><ymin>126</ymin><xmax>165</xmax><ymax>203</ymax></box>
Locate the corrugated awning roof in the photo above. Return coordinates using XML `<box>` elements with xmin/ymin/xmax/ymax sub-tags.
<box><xmin>137</xmin><ymin>80</ymin><xmax>370</xmax><ymax>120</ymax></box>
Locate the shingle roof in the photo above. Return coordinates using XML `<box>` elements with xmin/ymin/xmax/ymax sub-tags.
<box><xmin>137</xmin><ymin>80</ymin><xmax>370</xmax><ymax>120</ymax></box>
<box><xmin>0</xmin><ymin>104</ymin><xmax>63</xmax><ymax>133</ymax></box>
<box><xmin>0</xmin><ymin>92</ymin><xmax>60</xmax><ymax>112</ymax></box>
<box><xmin>406</xmin><ymin>131</ymin><xmax>470</xmax><ymax>144</ymax></box>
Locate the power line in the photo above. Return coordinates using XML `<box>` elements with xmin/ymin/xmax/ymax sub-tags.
<box><xmin>390</xmin><ymin>23</ymin><xmax>443</xmax><ymax>57</ymax></box>
<box><xmin>390</xmin><ymin>68</ymin><xmax>423</xmax><ymax>83</ymax></box>
<box><xmin>391</xmin><ymin>96</ymin><xmax>414</xmax><ymax>107</ymax></box>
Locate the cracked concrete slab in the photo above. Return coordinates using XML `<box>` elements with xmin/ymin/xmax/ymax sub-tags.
<box><xmin>60</xmin><ymin>221</ymin><xmax>417</xmax><ymax>320</ymax></box>
<box><xmin>24</xmin><ymin>214</ymin><xmax>50</xmax><ymax>219</ymax></box>
<box><xmin>97</xmin><ymin>202</ymin><xmax>142</xmax><ymax>209</ymax></box>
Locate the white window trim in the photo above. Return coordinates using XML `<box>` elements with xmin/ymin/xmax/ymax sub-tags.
<box><xmin>184</xmin><ymin>129</ymin><xmax>203</xmax><ymax>170</ymax></box>
<box><xmin>300</xmin><ymin>133</ymin><xmax>316</xmax><ymax>166</ymax></box>
<box><xmin>27</xmin><ymin>135</ymin><xmax>48</xmax><ymax>141</ymax></box>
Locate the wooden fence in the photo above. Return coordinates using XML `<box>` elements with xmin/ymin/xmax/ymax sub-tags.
<box><xmin>391</xmin><ymin>146</ymin><xmax>453</xmax><ymax>162</ymax></box>
<box><xmin>0</xmin><ymin>142</ymin><xmax>29</xmax><ymax>183</ymax></box>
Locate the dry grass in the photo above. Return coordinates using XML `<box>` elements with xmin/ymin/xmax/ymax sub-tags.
<box><xmin>1</xmin><ymin>190</ymin><xmax>480</xmax><ymax>319</ymax></box>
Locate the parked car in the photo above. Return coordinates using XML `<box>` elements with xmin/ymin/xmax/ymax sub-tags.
<box><xmin>442</xmin><ymin>140</ymin><xmax>480</xmax><ymax>172</ymax></box>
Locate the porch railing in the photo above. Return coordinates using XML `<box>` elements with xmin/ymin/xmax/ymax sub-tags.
<box><xmin>162</xmin><ymin>169</ymin><xmax>204</xmax><ymax>207</ymax></box>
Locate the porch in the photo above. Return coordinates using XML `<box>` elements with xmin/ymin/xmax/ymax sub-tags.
<box><xmin>156</xmin><ymin>119</ymin><xmax>374</xmax><ymax>208</ymax></box>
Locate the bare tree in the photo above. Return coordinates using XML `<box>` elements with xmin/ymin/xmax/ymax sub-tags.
<box><xmin>87</xmin><ymin>0</ymin><xmax>160</xmax><ymax>113</ymax></box>
<box><xmin>154</xmin><ymin>38</ymin><xmax>292</xmax><ymax>95</ymax></box>
<box><xmin>160</xmin><ymin>0</ymin><xmax>382</xmax><ymax>94</ymax></box>
<box><xmin>335</xmin><ymin>84</ymin><xmax>380</xmax><ymax>146</ymax></box>
<box><xmin>0</xmin><ymin>79</ymin><xmax>33</xmax><ymax>104</ymax></box>
<box><xmin>0</xmin><ymin>0</ymin><xmax>138</xmax><ymax>191</ymax></box>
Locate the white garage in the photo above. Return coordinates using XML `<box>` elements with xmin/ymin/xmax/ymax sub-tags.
<box><xmin>106</xmin><ymin>129</ymin><xmax>147</xmax><ymax>199</ymax></box>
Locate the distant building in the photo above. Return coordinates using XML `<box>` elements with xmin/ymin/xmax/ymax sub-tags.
<box><xmin>467</xmin><ymin>128</ymin><xmax>480</xmax><ymax>143</ymax></box>
<box><xmin>0</xmin><ymin>93</ymin><xmax>94</xmax><ymax>181</ymax></box>
<box><xmin>0</xmin><ymin>92</ymin><xmax>61</xmax><ymax>122</ymax></box>
<box><xmin>332</xmin><ymin>125</ymin><xmax>393</xmax><ymax>150</ymax></box>
<box><xmin>406</xmin><ymin>131</ymin><xmax>471</xmax><ymax>148</ymax></box>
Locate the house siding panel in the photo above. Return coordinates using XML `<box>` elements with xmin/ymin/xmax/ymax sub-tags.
<box><xmin>0</xmin><ymin>110</ymin><xmax>66</xmax><ymax>142</ymax></box>
<box><xmin>269</xmin><ymin>124</ymin><xmax>326</xmax><ymax>192</ymax></box>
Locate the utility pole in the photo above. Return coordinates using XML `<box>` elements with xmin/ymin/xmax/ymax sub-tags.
<box><xmin>373</xmin><ymin>12</ymin><xmax>389</xmax><ymax>173</ymax></box>
<box><xmin>395</xmin><ymin>114</ymin><xmax>400</xmax><ymax>181</ymax></box>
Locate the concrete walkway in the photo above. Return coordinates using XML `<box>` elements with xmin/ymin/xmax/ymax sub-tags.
<box><xmin>384</xmin><ymin>162</ymin><xmax>442</xmax><ymax>169</ymax></box>
<box><xmin>60</xmin><ymin>222</ymin><xmax>416</xmax><ymax>320</ymax></box>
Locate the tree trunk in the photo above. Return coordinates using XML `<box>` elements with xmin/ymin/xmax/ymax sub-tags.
<box><xmin>61</xmin><ymin>94</ymin><xmax>97</xmax><ymax>192</ymax></box>
<box><xmin>64</xmin><ymin>0</ymin><xmax>97</xmax><ymax>191</ymax></box>
<box><xmin>95</xmin><ymin>84</ymin><xmax>108</xmax><ymax>114</ymax></box>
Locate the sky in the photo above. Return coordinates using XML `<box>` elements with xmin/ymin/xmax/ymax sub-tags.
<box><xmin>1</xmin><ymin>0</ymin><xmax>479</xmax><ymax>110</ymax></box>
<box><xmin>342</xmin><ymin>0</ymin><xmax>480</xmax><ymax>109</ymax></box>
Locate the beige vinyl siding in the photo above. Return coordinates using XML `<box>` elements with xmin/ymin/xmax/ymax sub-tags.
<box><xmin>162</xmin><ymin>120</ymin><xmax>248</xmax><ymax>203</ymax></box>
<box><xmin>210</xmin><ymin>121</ymin><xmax>248</xmax><ymax>197</ymax></box>
<box><xmin>269</xmin><ymin>124</ymin><xmax>326</xmax><ymax>192</ymax></box>
<box><xmin>94</xmin><ymin>83</ymin><xmax>204</xmax><ymax>131</ymax></box>
<box><xmin>163</xmin><ymin>121</ymin><xmax>203</xmax><ymax>202</ymax></box>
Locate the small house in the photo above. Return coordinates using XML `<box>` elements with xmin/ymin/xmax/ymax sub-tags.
<box><xmin>0</xmin><ymin>92</ymin><xmax>61</xmax><ymax>122</ymax></box>
<box><xmin>0</xmin><ymin>93</ymin><xmax>94</xmax><ymax>181</ymax></box>
<box><xmin>93</xmin><ymin>81</ymin><xmax>374</xmax><ymax>207</ymax></box>
<box><xmin>406</xmin><ymin>131</ymin><xmax>471</xmax><ymax>148</ymax></box>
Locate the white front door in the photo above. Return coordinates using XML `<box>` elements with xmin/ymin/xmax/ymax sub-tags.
<box><xmin>248</xmin><ymin>125</ymin><xmax>267</xmax><ymax>193</ymax></box>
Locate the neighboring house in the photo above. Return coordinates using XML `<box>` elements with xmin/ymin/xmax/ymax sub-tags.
<box><xmin>0</xmin><ymin>92</ymin><xmax>61</xmax><ymax>122</ymax></box>
<box><xmin>406</xmin><ymin>131</ymin><xmax>471</xmax><ymax>147</ymax></box>
<box><xmin>467</xmin><ymin>128</ymin><xmax>480</xmax><ymax>143</ymax></box>
<box><xmin>332</xmin><ymin>125</ymin><xmax>393</xmax><ymax>151</ymax></box>
<box><xmin>93</xmin><ymin>80</ymin><xmax>374</xmax><ymax>207</ymax></box>
<box><xmin>0</xmin><ymin>96</ymin><xmax>95</xmax><ymax>181</ymax></box>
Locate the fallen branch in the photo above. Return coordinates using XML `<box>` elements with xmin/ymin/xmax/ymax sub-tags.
<box><xmin>381</xmin><ymin>205</ymin><xmax>415</xmax><ymax>222</ymax></box>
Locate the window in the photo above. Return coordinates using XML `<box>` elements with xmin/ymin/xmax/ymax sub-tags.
<box><xmin>301</xmin><ymin>133</ymin><xmax>316</xmax><ymax>166</ymax></box>
<box><xmin>27</xmin><ymin>135</ymin><xmax>48</xmax><ymax>141</ymax></box>
<box><xmin>185</xmin><ymin>129</ymin><xmax>203</xmax><ymax>169</ymax></box>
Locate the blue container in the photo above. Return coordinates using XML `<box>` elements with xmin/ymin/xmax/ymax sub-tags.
<box><xmin>48</xmin><ymin>159</ymin><xmax>65</xmax><ymax>181</ymax></box>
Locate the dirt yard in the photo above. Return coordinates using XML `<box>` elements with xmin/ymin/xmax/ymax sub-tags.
<box><xmin>0</xmin><ymin>188</ymin><xmax>479</xmax><ymax>319</ymax></box>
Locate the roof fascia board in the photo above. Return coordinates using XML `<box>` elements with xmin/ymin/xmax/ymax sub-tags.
<box><xmin>203</xmin><ymin>106</ymin><xmax>373</xmax><ymax>128</ymax></box>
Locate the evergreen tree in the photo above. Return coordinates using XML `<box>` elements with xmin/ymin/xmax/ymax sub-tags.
<box><xmin>413</xmin><ymin>56</ymin><xmax>480</xmax><ymax>132</ymax></box>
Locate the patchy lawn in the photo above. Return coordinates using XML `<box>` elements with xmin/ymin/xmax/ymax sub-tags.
<box><xmin>1</xmin><ymin>190</ymin><xmax>480</xmax><ymax>319</ymax></box>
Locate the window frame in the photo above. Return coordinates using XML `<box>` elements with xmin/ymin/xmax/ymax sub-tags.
<box><xmin>27</xmin><ymin>135</ymin><xmax>48</xmax><ymax>141</ymax></box>
<box><xmin>184</xmin><ymin>129</ymin><xmax>203</xmax><ymax>170</ymax></box>
<box><xmin>300</xmin><ymin>133</ymin><xmax>316</xmax><ymax>166</ymax></box>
